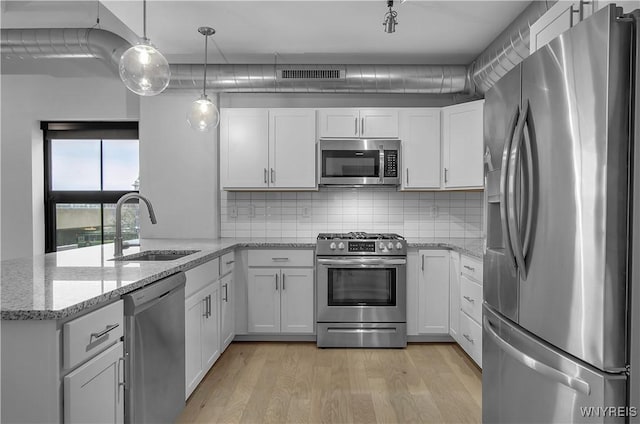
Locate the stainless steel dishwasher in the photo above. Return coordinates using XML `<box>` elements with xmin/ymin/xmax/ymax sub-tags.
<box><xmin>123</xmin><ymin>272</ymin><xmax>186</xmax><ymax>424</ymax></box>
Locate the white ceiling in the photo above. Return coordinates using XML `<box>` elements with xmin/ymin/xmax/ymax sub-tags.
<box><xmin>2</xmin><ymin>1</ymin><xmax>532</xmax><ymax>65</ymax></box>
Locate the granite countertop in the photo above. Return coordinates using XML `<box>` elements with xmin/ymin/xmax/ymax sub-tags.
<box><xmin>1</xmin><ymin>237</ymin><xmax>483</xmax><ymax>320</ymax></box>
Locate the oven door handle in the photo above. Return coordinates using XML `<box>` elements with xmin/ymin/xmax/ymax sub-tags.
<box><xmin>317</xmin><ymin>258</ymin><xmax>407</xmax><ymax>266</ymax></box>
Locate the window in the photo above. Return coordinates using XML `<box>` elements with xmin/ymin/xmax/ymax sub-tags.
<box><xmin>43</xmin><ymin>122</ymin><xmax>139</xmax><ymax>253</ymax></box>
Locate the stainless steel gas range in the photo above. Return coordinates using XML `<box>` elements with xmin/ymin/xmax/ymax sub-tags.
<box><xmin>316</xmin><ymin>232</ymin><xmax>407</xmax><ymax>348</ymax></box>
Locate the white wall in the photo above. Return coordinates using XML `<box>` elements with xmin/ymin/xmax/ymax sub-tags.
<box><xmin>139</xmin><ymin>91</ymin><xmax>219</xmax><ymax>239</ymax></box>
<box><xmin>1</xmin><ymin>73</ymin><xmax>138</xmax><ymax>260</ymax></box>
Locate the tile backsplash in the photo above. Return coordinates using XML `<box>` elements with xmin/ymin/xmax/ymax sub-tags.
<box><xmin>221</xmin><ymin>188</ymin><xmax>484</xmax><ymax>239</ymax></box>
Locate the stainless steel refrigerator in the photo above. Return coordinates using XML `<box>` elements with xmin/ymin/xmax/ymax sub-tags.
<box><xmin>483</xmin><ymin>5</ymin><xmax>640</xmax><ymax>423</ymax></box>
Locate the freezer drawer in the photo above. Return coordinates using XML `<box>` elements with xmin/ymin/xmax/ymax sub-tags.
<box><xmin>483</xmin><ymin>305</ymin><xmax>627</xmax><ymax>424</ymax></box>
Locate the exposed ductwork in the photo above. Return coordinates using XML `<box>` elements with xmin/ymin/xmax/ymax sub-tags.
<box><xmin>0</xmin><ymin>2</ymin><xmax>556</xmax><ymax>95</ymax></box>
<box><xmin>470</xmin><ymin>0</ymin><xmax>557</xmax><ymax>93</ymax></box>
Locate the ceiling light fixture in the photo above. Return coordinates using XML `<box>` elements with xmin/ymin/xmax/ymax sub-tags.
<box><xmin>187</xmin><ymin>26</ymin><xmax>220</xmax><ymax>132</ymax></box>
<box><xmin>119</xmin><ymin>0</ymin><xmax>170</xmax><ymax>96</ymax></box>
<box><xmin>383</xmin><ymin>0</ymin><xmax>398</xmax><ymax>34</ymax></box>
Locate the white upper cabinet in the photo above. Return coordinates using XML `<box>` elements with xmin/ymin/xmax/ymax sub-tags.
<box><xmin>318</xmin><ymin>108</ymin><xmax>399</xmax><ymax>138</ymax></box>
<box><xmin>221</xmin><ymin>108</ymin><xmax>270</xmax><ymax>189</ymax></box>
<box><xmin>399</xmin><ymin>108</ymin><xmax>441</xmax><ymax>189</ymax></box>
<box><xmin>269</xmin><ymin>109</ymin><xmax>317</xmax><ymax>189</ymax></box>
<box><xmin>221</xmin><ymin>108</ymin><xmax>316</xmax><ymax>190</ymax></box>
<box><xmin>442</xmin><ymin>100</ymin><xmax>484</xmax><ymax>189</ymax></box>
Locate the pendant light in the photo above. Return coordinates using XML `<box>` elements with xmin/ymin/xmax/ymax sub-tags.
<box><xmin>187</xmin><ymin>27</ymin><xmax>220</xmax><ymax>132</ymax></box>
<box><xmin>383</xmin><ymin>0</ymin><xmax>398</xmax><ymax>33</ymax></box>
<box><xmin>119</xmin><ymin>0</ymin><xmax>170</xmax><ymax>96</ymax></box>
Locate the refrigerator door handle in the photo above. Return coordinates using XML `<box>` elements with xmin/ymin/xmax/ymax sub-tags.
<box><xmin>521</xmin><ymin>103</ymin><xmax>534</xmax><ymax>258</ymax></box>
<box><xmin>500</xmin><ymin>106</ymin><xmax>519</xmax><ymax>271</ymax></box>
<box><xmin>507</xmin><ymin>101</ymin><xmax>529</xmax><ymax>279</ymax></box>
<box><xmin>484</xmin><ymin>316</ymin><xmax>591</xmax><ymax>396</ymax></box>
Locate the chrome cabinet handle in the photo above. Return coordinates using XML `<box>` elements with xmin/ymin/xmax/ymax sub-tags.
<box><xmin>271</xmin><ymin>168</ymin><xmax>275</xmax><ymax>184</ymax></box>
<box><xmin>264</xmin><ymin>168</ymin><xmax>268</xmax><ymax>184</ymax></box>
<box><xmin>355</xmin><ymin>117</ymin><xmax>358</xmax><ymax>135</ymax></box>
<box><xmin>223</xmin><ymin>283</ymin><xmax>228</xmax><ymax>302</ymax></box>
<box><xmin>484</xmin><ymin>316</ymin><xmax>591</xmax><ymax>395</ymax></box>
<box><xmin>463</xmin><ymin>265</ymin><xmax>475</xmax><ymax>272</ymax></box>
<box><xmin>463</xmin><ymin>333</ymin><xmax>474</xmax><ymax>344</ymax></box>
<box><xmin>282</xmin><ymin>273</ymin><xmax>285</xmax><ymax>290</ymax></box>
<box><xmin>406</xmin><ymin>168</ymin><xmax>409</xmax><ymax>185</ymax></box>
<box><xmin>421</xmin><ymin>254</ymin><xmax>424</xmax><ymax>271</ymax></box>
<box><xmin>226</xmin><ymin>260</ymin><xmax>235</xmax><ymax>265</ymax></box>
<box><xmin>271</xmin><ymin>257</ymin><xmax>289</xmax><ymax>262</ymax></box>
<box><xmin>361</xmin><ymin>117</ymin><xmax>365</xmax><ymax>135</ymax></box>
<box><xmin>463</xmin><ymin>295</ymin><xmax>475</xmax><ymax>304</ymax></box>
<box><xmin>275</xmin><ymin>273</ymin><xmax>279</xmax><ymax>291</ymax></box>
<box><xmin>444</xmin><ymin>168</ymin><xmax>449</xmax><ymax>183</ymax></box>
<box><xmin>117</xmin><ymin>357</ymin><xmax>126</xmax><ymax>391</ymax></box>
<box><xmin>500</xmin><ymin>106</ymin><xmax>519</xmax><ymax>272</ymax></box>
<box><xmin>90</xmin><ymin>323</ymin><xmax>119</xmax><ymax>341</ymax></box>
<box><xmin>202</xmin><ymin>297</ymin><xmax>208</xmax><ymax>317</ymax></box>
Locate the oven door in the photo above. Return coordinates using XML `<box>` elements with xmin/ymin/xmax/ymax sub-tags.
<box><xmin>316</xmin><ymin>257</ymin><xmax>407</xmax><ymax>323</ymax></box>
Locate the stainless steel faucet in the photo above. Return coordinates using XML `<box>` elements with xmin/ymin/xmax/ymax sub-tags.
<box><xmin>114</xmin><ymin>193</ymin><xmax>157</xmax><ymax>257</ymax></box>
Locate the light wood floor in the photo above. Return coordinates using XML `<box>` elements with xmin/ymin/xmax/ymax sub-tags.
<box><xmin>178</xmin><ymin>342</ymin><xmax>482</xmax><ymax>424</ymax></box>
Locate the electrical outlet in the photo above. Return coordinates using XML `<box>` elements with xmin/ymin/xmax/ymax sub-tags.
<box><xmin>301</xmin><ymin>206</ymin><xmax>311</xmax><ymax>218</ymax></box>
<box><xmin>228</xmin><ymin>206</ymin><xmax>238</xmax><ymax>218</ymax></box>
<box><xmin>429</xmin><ymin>205</ymin><xmax>439</xmax><ymax>218</ymax></box>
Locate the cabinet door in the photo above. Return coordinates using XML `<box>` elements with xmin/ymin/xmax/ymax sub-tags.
<box><xmin>449</xmin><ymin>251</ymin><xmax>461</xmax><ymax>342</ymax></box>
<box><xmin>201</xmin><ymin>282</ymin><xmax>221</xmax><ymax>371</ymax></box>
<box><xmin>360</xmin><ymin>109</ymin><xmax>399</xmax><ymax>138</ymax></box>
<box><xmin>280</xmin><ymin>268</ymin><xmax>314</xmax><ymax>334</ymax></box>
<box><xmin>442</xmin><ymin>100</ymin><xmax>484</xmax><ymax>189</ymax></box>
<box><xmin>529</xmin><ymin>2</ymin><xmax>576</xmax><ymax>54</ymax></box>
<box><xmin>220</xmin><ymin>108</ymin><xmax>269</xmax><ymax>189</ymax></box>
<box><xmin>317</xmin><ymin>108</ymin><xmax>360</xmax><ymax>138</ymax></box>
<box><xmin>64</xmin><ymin>341</ymin><xmax>124</xmax><ymax>424</ymax></box>
<box><xmin>417</xmin><ymin>250</ymin><xmax>450</xmax><ymax>334</ymax></box>
<box><xmin>247</xmin><ymin>268</ymin><xmax>281</xmax><ymax>332</ymax></box>
<box><xmin>399</xmin><ymin>108</ymin><xmax>441</xmax><ymax>189</ymax></box>
<box><xmin>270</xmin><ymin>109</ymin><xmax>316</xmax><ymax>189</ymax></box>
<box><xmin>220</xmin><ymin>273</ymin><xmax>235</xmax><ymax>350</ymax></box>
<box><xmin>185</xmin><ymin>289</ymin><xmax>206</xmax><ymax>397</ymax></box>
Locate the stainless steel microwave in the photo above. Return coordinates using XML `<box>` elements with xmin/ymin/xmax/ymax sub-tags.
<box><xmin>318</xmin><ymin>139</ymin><xmax>401</xmax><ymax>186</ymax></box>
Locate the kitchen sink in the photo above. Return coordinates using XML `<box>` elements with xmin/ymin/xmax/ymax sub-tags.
<box><xmin>111</xmin><ymin>250</ymin><xmax>200</xmax><ymax>262</ymax></box>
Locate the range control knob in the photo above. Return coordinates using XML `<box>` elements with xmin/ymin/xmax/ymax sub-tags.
<box><xmin>395</xmin><ymin>242</ymin><xmax>403</xmax><ymax>250</ymax></box>
<box><xmin>379</xmin><ymin>242</ymin><xmax>386</xmax><ymax>250</ymax></box>
<box><xmin>387</xmin><ymin>242</ymin><xmax>394</xmax><ymax>250</ymax></box>
<box><xmin>338</xmin><ymin>242</ymin><xmax>345</xmax><ymax>250</ymax></box>
<box><xmin>329</xmin><ymin>242</ymin><xmax>337</xmax><ymax>250</ymax></box>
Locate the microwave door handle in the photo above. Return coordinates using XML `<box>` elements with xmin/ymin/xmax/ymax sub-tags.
<box><xmin>379</xmin><ymin>145</ymin><xmax>384</xmax><ymax>184</ymax></box>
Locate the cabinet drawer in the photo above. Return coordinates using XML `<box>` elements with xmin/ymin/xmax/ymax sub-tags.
<box><xmin>461</xmin><ymin>255</ymin><xmax>483</xmax><ymax>283</ymax></box>
<box><xmin>459</xmin><ymin>312</ymin><xmax>482</xmax><ymax>367</ymax></box>
<box><xmin>185</xmin><ymin>258</ymin><xmax>220</xmax><ymax>298</ymax></box>
<box><xmin>460</xmin><ymin>275</ymin><xmax>482</xmax><ymax>323</ymax></box>
<box><xmin>219</xmin><ymin>251</ymin><xmax>235</xmax><ymax>276</ymax></box>
<box><xmin>248</xmin><ymin>249</ymin><xmax>314</xmax><ymax>267</ymax></box>
<box><xmin>63</xmin><ymin>300</ymin><xmax>123</xmax><ymax>370</ymax></box>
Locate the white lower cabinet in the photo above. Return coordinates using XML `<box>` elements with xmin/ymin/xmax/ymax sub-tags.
<box><xmin>64</xmin><ymin>341</ymin><xmax>124</xmax><ymax>424</ymax></box>
<box><xmin>458</xmin><ymin>254</ymin><xmax>483</xmax><ymax>368</ymax></box>
<box><xmin>417</xmin><ymin>250</ymin><xmax>450</xmax><ymax>334</ymax></box>
<box><xmin>220</xmin><ymin>273</ymin><xmax>235</xmax><ymax>350</ymax></box>
<box><xmin>449</xmin><ymin>251</ymin><xmax>461</xmax><ymax>342</ymax></box>
<box><xmin>248</xmin><ymin>267</ymin><xmax>314</xmax><ymax>333</ymax></box>
<box><xmin>185</xmin><ymin>280</ymin><xmax>221</xmax><ymax>399</ymax></box>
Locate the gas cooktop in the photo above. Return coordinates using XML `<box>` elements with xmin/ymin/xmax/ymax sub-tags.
<box><xmin>317</xmin><ymin>232</ymin><xmax>405</xmax><ymax>241</ymax></box>
<box><xmin>316</xmin><ymin>232</ymin><xmax>407</xmax><ymax>255</ymax></box>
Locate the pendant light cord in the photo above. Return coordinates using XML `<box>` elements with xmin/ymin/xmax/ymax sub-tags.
<box><xmin>203</xmin><ymin>33</ymin><xmax>208</xmax><ymax>96</ymax></box>
<box><xmin>143</xmin><ymin>0</ymin><xmax>147</xmax><ymax>40</ymax></box>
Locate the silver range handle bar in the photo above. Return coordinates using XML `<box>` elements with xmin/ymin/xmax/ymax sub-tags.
<box><xmin>317</xmin><ymin>258</ymin><xmax>407</xmax><ymax>266</ymax></box>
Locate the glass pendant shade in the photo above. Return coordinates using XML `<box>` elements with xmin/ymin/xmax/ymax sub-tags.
<box><xmin>119</xmin><ymin>40</ymin><xmax>171</xmax><ymax>96</ymax></box>
<box><xmin>187</xmin><ymin>94</ymin><xmax>220</xmax><ymax>132</ymax></box>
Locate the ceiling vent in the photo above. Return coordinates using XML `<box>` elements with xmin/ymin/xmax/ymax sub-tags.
<box><xmin>278</xmin><ymin>67</ymin><xmax>345</xmax><ymax>81</ymax></box>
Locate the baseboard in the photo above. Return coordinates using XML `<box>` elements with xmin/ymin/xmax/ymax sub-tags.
<box><xmin>407</xmin><ymin>334</ymin><xmax>455</xmax><ymax>343</ymax></box>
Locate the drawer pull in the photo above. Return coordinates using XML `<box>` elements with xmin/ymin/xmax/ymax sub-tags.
<box><xmin>464</xmin><ymin>265</ymin><xmax>476</xmax><ymax>272</ymax></box>
<box><xmin>463</xmin><ymin>295</ymin><xmax>475</xmax><ymax>304</ymax></box>
<box><xmin>272</xmin><ymin>257</ymin><xmax>289</xmax><ymax>262</ymax></box>
<box><xmin>225</xmin><ymin>260</ymin><xmax>235</xmax><ymax>265</ymax></box>
<box><xmin>118</xmin><ymin>357</ymin><xmax>126</xmax><ymax>390</ymax></box>
<box><xmin>463</xmin><ymin>333</ymin><xmax>475</xmax><ymax>344</ymax></box>
<box><xmin>90</xmin><ymin>323</ymin><xmax>120</xmax><ymax>341</ymax></box>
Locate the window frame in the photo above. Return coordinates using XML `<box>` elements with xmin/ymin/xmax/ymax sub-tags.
<box><xmin>42</xmin><ymin>121</ymin><xmax>139</xmax><ymax>253</ymax></box>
